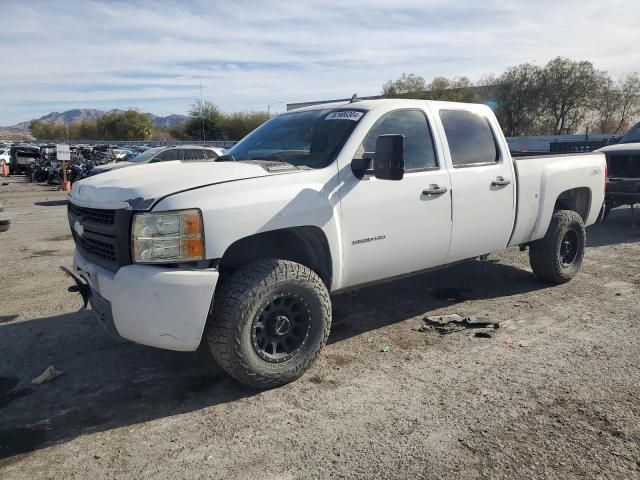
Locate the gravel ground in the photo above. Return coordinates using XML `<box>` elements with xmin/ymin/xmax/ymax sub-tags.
<box><xmin>1</xmin><ymin>176</ymin><xmax>640</xmax><ymax>479</ymax></box>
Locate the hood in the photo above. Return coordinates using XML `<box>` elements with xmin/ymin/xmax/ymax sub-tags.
<box><xmin>597</xmin><ymin>142</ymin><xmax>640</xmax><ymax>153</ymax></box>
<box><xmin>93</xmin><ymin>161</ymin><xmax>134</xmax><ymax>172</ymax></box>
<box><xmin>70</xmin><ymin>160</ymin><xmax>279</xmax><ymax>210</ymax></box>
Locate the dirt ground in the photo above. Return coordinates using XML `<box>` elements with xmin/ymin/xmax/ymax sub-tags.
<box><xmin>1</xmin><ymin>176</ymin><xmax>639</xmax><ymax>479</ymax></box>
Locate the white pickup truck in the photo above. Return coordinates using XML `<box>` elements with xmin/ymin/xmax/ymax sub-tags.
<box><xmin>68</xmin><ymin>99</ymin><xmax>606</xmax><ymax>388</ymax></box>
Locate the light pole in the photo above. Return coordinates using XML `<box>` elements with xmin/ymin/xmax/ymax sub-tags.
<box><xmin>267</xmin><ymin>101</ymin><xmax>285</xmax><ymax>116</ymax></box>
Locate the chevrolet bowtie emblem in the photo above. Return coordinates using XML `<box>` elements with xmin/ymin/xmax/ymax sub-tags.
<box><xmin>73</xmin><ymin>220</ymin><xmax>84</xmax><ymax>237</ymax></box>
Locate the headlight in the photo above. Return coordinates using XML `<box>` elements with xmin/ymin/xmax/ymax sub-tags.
<box><xmin>132</xmin><ymin>209</ymin><xmax>205</xmax><ymax>263</ymax></box>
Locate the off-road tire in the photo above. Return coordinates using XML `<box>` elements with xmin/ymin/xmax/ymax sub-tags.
<box><xmin>529</xmin><ymin>210</ymin><xmax>585</xmax><ymax>284</ymax></box>
<box><xmin>0</xmin><ymin>211</ymin><xmax>11</xmax><ymax>233</ymax></box>
<box><xmin>206</xmin><ymin>259</ymin><xmax>331</xmax><ymax>389</ymax></box>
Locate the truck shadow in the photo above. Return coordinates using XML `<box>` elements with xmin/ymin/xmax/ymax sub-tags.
<box><xmin>0</xmin><ymin>259</ymin><xmax>546</xmax><ymax>461</ymax></box>
<box><xmin>587</xmin><ymin>207</ymin><xmax>640</xmax><ymax>248</ymax></box>
<box><xmin>330</xmin><ymin>258</ymin><xmax>548</xmax><ymax>343</ymax></box>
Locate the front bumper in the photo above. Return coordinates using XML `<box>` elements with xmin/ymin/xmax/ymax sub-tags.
<box><xmin>74</xmin><ymin>250</ymin><xmax>219</xmax><ymax>351</ymax></box>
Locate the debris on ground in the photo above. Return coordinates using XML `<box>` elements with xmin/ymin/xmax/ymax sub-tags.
<box><xmin>474</xmin><ymin>331</ymin><xmax>493</xmax><ymax>339</ymax></box>
<box><xmin>380</xmin><ymin>344</ymin><xmax>392</xmax><ymax>353</ymax></box>
<box><xmin>32</xmin><ymin>365</ymin><xmax>64</xmax><ymax>385</ymax></box>
<box><xmin>504</xmin><ymin>339</ymin><xmax>514</xmax><ymax>346</ymax></box>
<box><xmin>413</xmin><ymin>314</ymin><xmax>499</xmax><ymax>335</ymax></box>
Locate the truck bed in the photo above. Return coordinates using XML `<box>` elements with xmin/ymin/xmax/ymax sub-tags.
<box><xmin>509</xmin><ymin>152</ymin><xmax>606</xmax><ymax>246</ymax></box>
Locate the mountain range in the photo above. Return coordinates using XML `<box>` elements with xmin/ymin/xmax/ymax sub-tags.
<box><xmin>0</xmin><ymin>109</ymin><xmax>188</xmax><ymax>136</ymax></box>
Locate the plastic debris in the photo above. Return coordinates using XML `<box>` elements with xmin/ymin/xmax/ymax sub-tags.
<box><xmin>414</xmin><ymin>314</ymin><xmax>500</xmax><ymax>335</ymax></box>
<box><xmin>381</xmin><ymin>344</ymin><xmax>392</xmax><ymax>353</ymax></box>
<box><xmin>32</xmin><ymin>365</ymin><xmax>64</xmax><ymax>385</ymax></box>
<box><xmin>504</xmin><ymin>339</ymin><xmax>513</xmax><ymax>346</ymax></box>
<box><xmin>474</xmin><ymin>331</ymin><xmax>492</xmax><ymax>339</ymax></box>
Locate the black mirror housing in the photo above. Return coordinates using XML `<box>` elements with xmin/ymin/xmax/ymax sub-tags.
<box><xmin>374</xmin><ymin>134</ymin><xmax>404</xmax><ymax>180</ymax></box>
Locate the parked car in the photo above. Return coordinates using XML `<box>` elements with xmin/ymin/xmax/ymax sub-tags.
<box><xmin>0</xmin><ymin>147</ymin><xmax>10</xmax><ymax>164</ymax></box>
<box><xmin>597</xmin><ymin>122</ymin><xmax>640</xmax><ymax>220</ymax></box>
<box><xmin>89</xmin><ymin>145</ymin><xmax>226</xmax><ymax>175</ymax></box>
<box><xmin>68</xmin><ymin>99</ymin><xmax>606</xmax><ymax>388</ymax></box>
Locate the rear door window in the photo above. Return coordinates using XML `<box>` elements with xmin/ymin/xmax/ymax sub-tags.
<box><xmin>440</xmin><ymin>110</ymin><xmax>498</xmax><ymax>167</ymax></box>
<box><xmin>153</xmin><ymin>149</ymin><xmax>182</xmax><ymax>162</ymax></box>
<box><xmin>183</xmin><ymin>149</ymin><xmax>206</xmax><ymax>160</ymax></box>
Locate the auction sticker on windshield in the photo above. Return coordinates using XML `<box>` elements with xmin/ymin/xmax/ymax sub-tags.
<box><xmin>325</xmin><ymin>111</ymin><xmax>364</xmax><ymax>121</ymax></box>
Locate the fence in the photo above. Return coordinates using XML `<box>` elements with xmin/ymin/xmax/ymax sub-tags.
<box><xmin>11</xmin><ymin>134</ymin><xmax>623</xmax><ymax>155</ymax></box>
<box><xmin>506</xmin><ymin>134</ymin><xmax>620</xmax><ymax>155</ymax></box>
<box><xmin>25</xmin><ymin>140</ymin><xmax>238</xmax><ymax>149</ymax></box>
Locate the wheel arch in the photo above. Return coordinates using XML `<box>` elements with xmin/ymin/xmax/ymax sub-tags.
<box><xmin>554</xmin><ymin>187</ymin><xmax>592</xmax><ymax>222</ymax></box>
<box><xmin>218</xmin><ymin>226</ymin><xmax>333</xmax><ymax>289</ymax></box>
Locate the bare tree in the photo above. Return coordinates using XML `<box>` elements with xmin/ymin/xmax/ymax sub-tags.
<box><xmin>591</xmin><ymin>73</ymin><xmax>640</xmax><ymax>133</ymax></box>
<box><xmin>614</xmin><ymin>73</ymin><xmax>640</xmax><ymax>132</ymax></box>
<box><xmin>592</xmin><ymin>73</ymin><xmax>619</xmax><ymax>133</ymax></box>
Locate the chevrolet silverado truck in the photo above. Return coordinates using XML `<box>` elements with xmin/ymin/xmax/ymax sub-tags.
<box><xmin>68</xmin><ymin>99</ymin><xmax>606</xmax><ymax>388</ymax></box>
<box><xmin>597</xmin><ymin>122</ymin><xmax>640</xmax><ymax>221</ymax></box>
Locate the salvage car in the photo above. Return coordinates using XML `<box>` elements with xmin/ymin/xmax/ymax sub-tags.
<box><xmin>9</xmin><ymin>145</ymin><xmax>40</xmax><ymax>175</ymax></box>
<box><xmin>89</xmin><ymin>145</ymin><xmax>225</xmax><ymax>175</ymax></box>
<box><xmin>68</xmin><ymin>99</ymin><xmax>606</xmax><ymax>388</ymax></box>
<box><xmin>597</xmin><ymin>122</ymin><xmax>640</xmax><ymax>220</ymax></box>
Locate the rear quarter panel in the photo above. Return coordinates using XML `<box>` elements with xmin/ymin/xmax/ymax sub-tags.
<box><xmin>509</xmin><ymin>153</ymin><xmax>606</xmax><ymax>246</ymax></box>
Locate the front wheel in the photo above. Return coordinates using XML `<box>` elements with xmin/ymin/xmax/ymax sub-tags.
<box><xmin>206</xmin><ymin>259</ymin><xmax>331</xmax><ymax>389</ymax></box>
<box><xmin>529</xmin><ymin>210</ymin><xmax>586</xmax><ymax>284</ymax></box>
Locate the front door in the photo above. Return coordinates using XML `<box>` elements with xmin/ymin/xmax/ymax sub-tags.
<box><xmin>338</xmin><ymin>108</ymin><xmax>452</xmax><ymax>288</ymax></box>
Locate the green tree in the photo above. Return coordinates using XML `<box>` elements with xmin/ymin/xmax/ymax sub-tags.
<box><xmin>186</xmin><ymin>99</ymin><xmax>224</xmax><ymax>140</ymax></box>
<box><xmin>493</xmin><ymin>64</ymin><xmax>544</xmax><ymax>136</ymax></box>
<box><xmin>382</xmin><ymin>73</ymin><xmax>428</xmax><ymax>98</ymax></box>
<box><xmin>96</xmin><ymin>110</ymin><xmax>152</xmax><ymax>140</ymax></box>
<box><xmin>222</xmin><ymin>111</ymin><xmax>270</xmax><ymax>140</ymax></box>
<box><xmin>540</xmin><ymin>57</ymin><xmax>600</xmax><ymax>134</ymax></box>
<box><xmin>30</xmin><ymin>119</ymin><xmax>66</xmax><ymax>139</ymax></box>
<box><xmin>424</xmin><ymin>76</ymin><xmax>476</xmax><ymax>102</ymax></box>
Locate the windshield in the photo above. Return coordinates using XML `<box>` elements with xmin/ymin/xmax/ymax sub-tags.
<box><xmin>226</xmin><ymin>108</ymin><xmax>366</xmax><ymax>169</ymax></box>
<box><xmin>620</xmin><ymin>123</ymin><xmax>640</xmax><ymax>144</ymax></box>
<box><xmin>129</xmin><ymin>146</ymin><xmax>164</xmax><ymax>162</ymax></box>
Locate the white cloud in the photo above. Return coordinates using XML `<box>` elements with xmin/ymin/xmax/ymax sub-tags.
<box><xmin>0</xmin><ymin>0</ymin><xmax>638</xmax><ymax>124</ymax></box>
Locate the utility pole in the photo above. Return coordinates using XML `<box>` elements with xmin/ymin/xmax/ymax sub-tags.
<box><xmin>267</xmin><ymin>101</ymin><xmax>285</xmax><ymax>116</ymax></box>
<box><xmin>200</xmin><ymin>82</ymin><xmax>205</xmax><ymax>142</ymax></box>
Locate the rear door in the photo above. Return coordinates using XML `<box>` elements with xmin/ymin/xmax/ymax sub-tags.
<box><xmin>434</xmin><ymin>107</ymin><xmax>516</xmax><ymax>262</ymax></box>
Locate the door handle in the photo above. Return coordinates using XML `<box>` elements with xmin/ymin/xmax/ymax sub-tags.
<box><xmin>491</xmin><ymin>176</ymin><xmax>511</xmax><ymax>187</ymax></box>
<box><xmin>422</xmin><ymin>185</ymin><xmax>448</xmax><ymax>196</ymax></box>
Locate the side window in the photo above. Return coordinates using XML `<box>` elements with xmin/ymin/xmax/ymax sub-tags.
<box><xmin>440</xmin><ymin>110</ymin><xmax>498</xmax><ymax>167</ymax></box>
<box><xmin>183</xmin><ymin>149</ymin><xmax>206</xmax><ymax>160</ymax></box>
<box><xmin>360</xmin><ymin>110</ymin><xmax>438</xmax><ymax>171</ymax></box>
<box><xmin>153</xmin><ymin>149</ymin><xmax>182</xmax><ymax>162</ymax></box>
<box><xmin>202</xmin><ymin>149</ymin><xmax>219</xmax><ymax>159</ymax></box>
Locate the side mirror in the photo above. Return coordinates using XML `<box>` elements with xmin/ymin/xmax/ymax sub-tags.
<box><xmin>374</xmin><ymin>134</ymin><xmax>404</xmax><ymax>180</ymax></box>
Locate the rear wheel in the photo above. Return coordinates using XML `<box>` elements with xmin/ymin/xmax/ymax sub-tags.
<box><xmin>206</xmin><ymin>259</ymin><xmax>331</xmax><ymax>389</ymax></box>
<box><xmin>529</xmin><ymin>210</ymin><xmax>585</xmax><ymax>284</ymax></box>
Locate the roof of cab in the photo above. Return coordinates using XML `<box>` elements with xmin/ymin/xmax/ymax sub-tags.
<box><xmin>283</xmin><ymin>98</ymin><xmax>489</xmax><ymax>114</ymax></box>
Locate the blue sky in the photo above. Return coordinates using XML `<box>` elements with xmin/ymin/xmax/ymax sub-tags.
<box><xmin>0</xmin><ymin>0</ymin><xmax>638</xmax><ymax>125</ymax></box>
